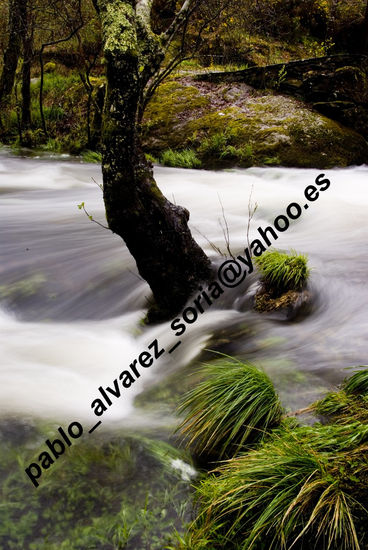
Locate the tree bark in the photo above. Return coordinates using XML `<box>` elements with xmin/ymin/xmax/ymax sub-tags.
<box><xmin>363</xmin><ymin>1</ymin><xmax>368</xmax><ymax>51</ymax></box>
<box><xmin>96</xmin><ymin>0</ymin><xmax>211</xmax><ymax>321</ymax></box>
<box><xmin>0</xmin><ymin>0</ymin><xmax>27</xmax><ymax>112</ymax></box>
<box><xmin>21</xmin><ymin>11</ymin><xmax>33</xmax><ymax>130</ymax></box>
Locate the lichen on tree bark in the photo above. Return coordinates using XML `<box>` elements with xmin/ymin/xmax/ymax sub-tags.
<box><xmin>95</xmin><ymin>0</ymin><xmax>211</xmax><ymax>322</ymax></box>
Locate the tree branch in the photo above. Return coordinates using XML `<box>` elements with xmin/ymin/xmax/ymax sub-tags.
<box><xmin>160</xmin><ymin>0</ymin><xmax>197</xmax><ymax>49</ymax></box>
<box><xmin>38</xmin><ymin>0</ymin><xmax>84</xmax><ymax>136</ymax></box>
<box><xmin>136</xmin><ymin>0</ymin><xmax>154</xmax><ymax>29</ymax></box>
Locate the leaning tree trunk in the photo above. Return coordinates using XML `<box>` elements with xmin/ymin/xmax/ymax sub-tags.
<box><xmin>0</xmin><ymin>0</ymin><xmax>27</xmax><ymax>116</ymax></box>
<box><xmin>96</xmin><ymin>0</ymin><xmax>211</xmax><ymax>322</ymax></box>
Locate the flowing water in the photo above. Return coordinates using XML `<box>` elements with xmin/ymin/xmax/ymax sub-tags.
<box><xmin>0</xmin><ymin>150</ymin><xmax>367</xmax><ymax>544</ymax></box>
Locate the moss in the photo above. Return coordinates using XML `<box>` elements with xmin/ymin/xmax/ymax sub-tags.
<box><xmin>0</xmin><ymin>422</ymin><xmax>195</xmax><ymax>550</ymax></box>
<box><xmin>44</xmin><ymin>62</ymin><xmax>56</xmax><ymax>73</ymax></box>
<box><xmin>255</xmin><ymin>289</ymin><xmax>301</xmax><ymax>312</ymax></box>
<box><xmin>3</xmin><ymin>64</ymin><xmax>367</xmax><ymax>168</ymax></box>
<box><xmin>101</xmin><ymin>1</ymin><xmax>138</xmax><ymax>58</ymax></box>
<box><xmin>142</xmin><ymin>79</ymin><xmax>368</xmax><ymax>169</ymax></box>
<box><xmin>142</xmin><ymin>80</ymin><xmax>210</xmax><ymax>151</ymax></box>
<box><xmin>0</xmin><ymin>274</ymin><xmax>46</xmax><ymax>300</ymax></box>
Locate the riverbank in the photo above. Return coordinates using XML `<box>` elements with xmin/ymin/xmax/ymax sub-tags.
<box><xmin>1</xmin><ymin>64</ymin><xmax>368</xmax><ymax>171</ymax></box>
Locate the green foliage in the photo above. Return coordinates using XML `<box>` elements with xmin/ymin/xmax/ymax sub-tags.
<box><xmin>302</xmin><ymin>36</ymin><xmax>335</xmax><ymax>57</ymax></box>
<box><xmin>275</xmin><ymin>65</ymin><xmax>287</xmax><ymax>89</ymax></box>
<box><xmin>143</xmin><ymin>79</ymin><xmax>367</xmax><ymax>170</ymax></box>
<box><xmin>190</xmin><ymin>422</ymin><xmax>368</xmax><ymax>550</ymax></box>
<box><xmin>145</xmin><ymin>152</ymin><xmax>158</xmax><ymax>164</ymax></box>
<box><xmin>81</xmin><ymin>149</ymin><xmax>102</xmax><ymax>163</ymax></box>
<box><xmin>262</xmin><ymin>155</ymin><xmax>281</xmax><ymax>165</ymax></box>
<box><xmin>314</xmin><ymin>369</ymin><xmax>368</xmax><ymax>424</ymax></box>
<box><xmin>161</xmin><ymin>149</ymin><xmax>202</xmax><ymax>169</ymax></box>
<box><xmin>30</xmin><ymin>72</ymin><xmax>80</xmax><ymax>97</ymax></box>
<box><xmin>0</xmin><ymin>426</ymin><xmax>194</xmax><ymax>550</ymax></box>
<box><xmin>343</xmin><ymin>369</ymin><xmax>368</xmax><ymax>396</ymax></box>
<box><xmin>41</xmin><ymin>138</ymin><xmax>62</xmax><ymax>152</ymax></box>
<box><xmin>44</xmin><ymin>62</ymin><xmax>57</xmax><ymax>73</ymax></box>
<box><xmin>197</xmin><ymin>131</ymin><xmax>253</xmax><ymax>167</ymax></box>
<box><xmin>255</xmin><ymin>249</ymin><xmax>310</xmax><ymax>293</ymax></box>
<box><xmin>199</xmin><ymin>132</ymin><xmax>228</xmax><ymax>156</ymax></box>
<box><xmin>177</xmin><ymin>357</ymin><xmax>283</xmax><ymax>459</ymax></box>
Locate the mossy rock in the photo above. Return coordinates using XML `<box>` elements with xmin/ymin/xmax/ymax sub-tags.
<box><xmin>142</xmin><ymin>78</ymin><xmax>368</xmax><ymax>168</ymax></box>
<box><xmin>142</xmin><ymin>80</ymin><xmax>210</xmax><ymax>152</ymax></box>
<box><xmin>254</xmin><ymin>288</ymin><xmax>312</xmax><ymax>319</ymax></box>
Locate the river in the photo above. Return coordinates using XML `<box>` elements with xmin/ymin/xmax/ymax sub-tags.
<box><xmin>0</xmin><ymin>150</ymin><xmax>367</xmax><ymax>546</ymax></box>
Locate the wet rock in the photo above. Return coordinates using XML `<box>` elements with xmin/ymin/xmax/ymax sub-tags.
<box><xmin>254</xmin><ymin>287</ymin><xmax>312</xmax><ymax>320</ymax></box>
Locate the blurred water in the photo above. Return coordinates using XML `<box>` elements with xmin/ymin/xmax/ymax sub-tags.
<box><xmin>0</xmin><ymin>150</ymin><xmax>367</xmax><ymax>423</ymax></box>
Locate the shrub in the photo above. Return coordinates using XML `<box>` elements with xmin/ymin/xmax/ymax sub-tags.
<box><xmin>41</xmin><ymin>138</ymin><xmax>62</xmax><ymax>152</ymax></box>
<box><xmin>177</xmin><ymin>357</ymin><xmax>283</xmax><ymax>459</ymax></box>
<box><xmin>161</xmin><ymin>149</ymin><xmax>201</xmax><ymax>169</ymax></box>
<box><xmin>199</xmin><ymin>132</ymin><xmax>228</xmax><ymax>157</ymax></box>
<box><xmin>255</xmin><ymin>249</ymin><xmax>310</xmax><ymax>294</ymax></box>
<box><xmin>191</xmin><ymin>422</ymin><xmax>368</xmax><ymax>550</ymax></box>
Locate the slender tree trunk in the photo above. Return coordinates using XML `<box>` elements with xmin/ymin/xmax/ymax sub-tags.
<box><xmin>21</xmin><ymin>9</ymin><xmax>33</xmax><ymax>130</ymax></box>
<box><xmin>364</xmin><ymin>1</ymin><xmax>368</xmax><ymax>51</ymax></box>
<box><xmin>0</xmin><ymin>0</ymin><xmax>26</xmax><ymax>112</ymax></box>
<box><xmin>96</xmin><ymin>0</ymin><xmax>211</xmax><ymax>321</ymax></box>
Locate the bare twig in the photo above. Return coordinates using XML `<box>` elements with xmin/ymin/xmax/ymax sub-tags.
<box><xmin>139</xmin><ymin>0</ymin><xmax>232</xmax><ymax>119</ymax></box>
<box><xmin>246</xmin><ymin>185</ymin><xmax>258</xmax><ymax>256</ymax></box>
<box><xmin>77</xmin><ymin>201</ymin><xmax>110</xmax><ymax>231</ymax></box>
<box><xmin>39</xmin><ymin>0</ymin><xmax>83</xmax><ymax>136</ymax></box>
<box><xmin>285</xmin><ymin>406</ymin><xmax>314</xmax><ymax>418</ymax></box>
<box><xmin>128</xmin><ymin>268</ymin><xmax>145</xmax><ymax>283</ymax></box>
<box><xmin>218</xmin><ymin>194</ymin><xmax>234</xmax><ymax>258</ymax></box>
<box><xmin>193</xmin><ymin>225</ymin><xmax>225</xmax><ymax>257</ymax></box>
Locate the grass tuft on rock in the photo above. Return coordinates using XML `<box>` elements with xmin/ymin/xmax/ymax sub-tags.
<box><xmin>176</xmin><ymin>357</ymin><xmax>283</xmax><ymax>460</ymax></box>
<box><xmin>255</xmin><ymin>249</ymin><xmax>310</xmax><ymax>294</ymax></box>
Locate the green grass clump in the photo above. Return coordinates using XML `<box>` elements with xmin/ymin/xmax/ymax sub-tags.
<box><xmin>161</xmin><ymin>148</ymin><xmax>201</xmax><ymax>169</ymax></box>
<box><xmin>255</xmin><ymin>249</ymin><xmax>310</xmax><ymax>294</ymax></box>
<box><xmin>191</xmin><ymin>423</ymin><xmax>368</xmax><ymax>550</ymax></box>
<box><xmin>177</xmin><ymin>357</ymin><xmax>283</xmax><ymax>459</ymax></box>
<box><xmin>315</xmin><ymin>368</ymin><xmax>368</xmax><ymax>424</ymax></box>
<box><xmin>199</xmin><ymin>132</ymin><xmax>228</xmax><ymax>156</ymax></box>
<box><xmin>343</xmin><ymin>368</ymin><xmax>368</xmax><ymax>396</ymax></box>
<box><xmin>81</xmin><ymin>149</ymin><xmax>102</xmax><ymax>163</ymax></box>
<box><xmin>145</xmin><ymin>152</ymin><xmax>158</xmax><ymax>164</ymax></box>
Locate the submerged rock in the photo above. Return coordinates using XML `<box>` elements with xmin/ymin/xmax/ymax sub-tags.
<box><xmin>0</xmin><ymin>421</ymin><xmax>195</xmax><ymax>550</ymax></box>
